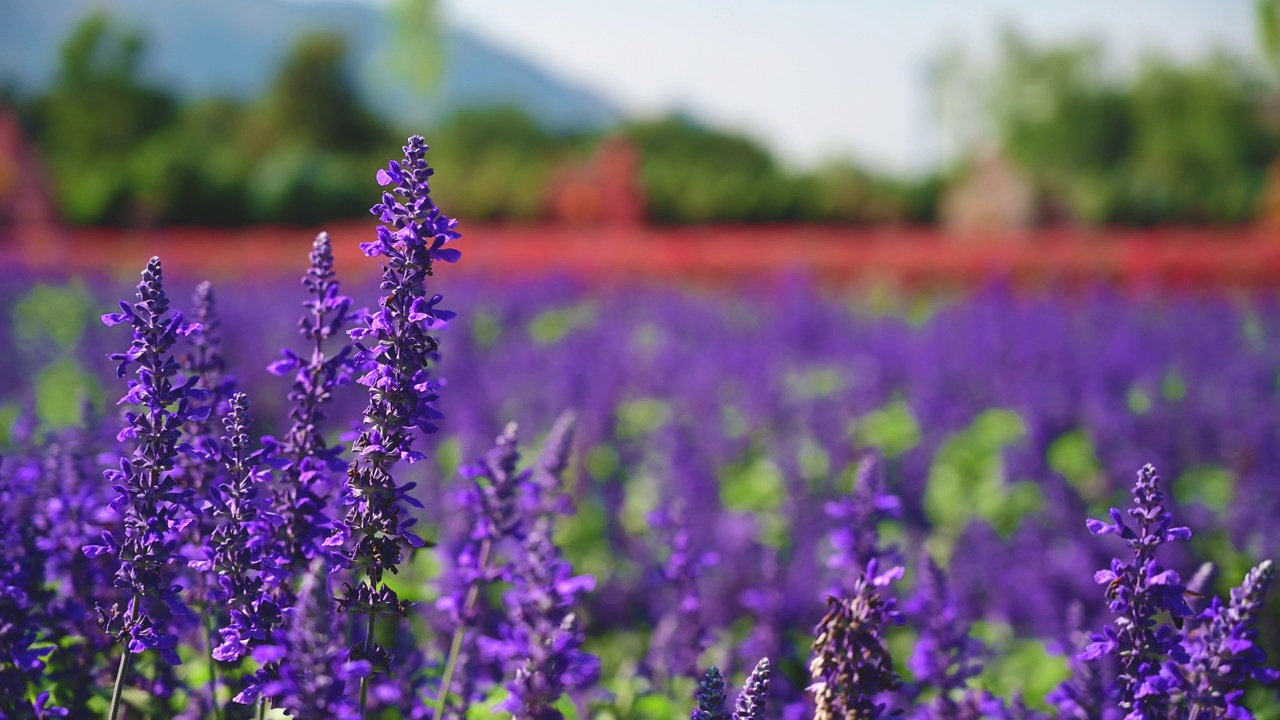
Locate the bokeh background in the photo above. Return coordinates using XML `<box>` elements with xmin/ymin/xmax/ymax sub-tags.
<box><xmin>7</xmin><ymin>1</ymin><xmax>1280</xmax><ymax>716</ymax></box>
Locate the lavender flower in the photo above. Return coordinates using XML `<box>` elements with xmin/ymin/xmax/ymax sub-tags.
<box><xmin>269</xmin><ymin>232</ymin><xmax>360</xmax><ymax>573</ymax></box>
<box><xmin>1047</xmin><ymin>603</ymin><xmax>1118</xmax><ymax>720</ymax></box>
<box><xmin>1181</xmin><ymin>560</ymin><xmax>1277</xmax><ymax>719</ymax></box>
<box><xmin>904</xmin><ymin>554</ymin><xmax>984</xmax><ymax>717</ymax></box>
<box><xmin>195</xmin><ymin>392</ymin><xmax>282</xmax><ymax>664</ymax></box>
<box><xmin>734</xmin><ymin>657</ymin><xmax>771</xmax><ymax>720</ymax></box>
<box><xmin>809</xmin><ymin>560</ymin><xmax>905</xmax><ymax>720</ymax></box>
<box><xmin>648</xmin><ymin>499</ymin><xmax>716</xmax><ymax>692</ymax></box>
<box><xmin>489</xmin><ymin>526</ymin><xmax>601</xmax><ymax>719</ymax></box>
<box><xmin>693</xmin><ymin>665</ymin><xmax>729</xmax><ymax>720</ymax></box>
<box><xmin>435</xmin><ymin>422</ymin><xmax>529</xmax><ymax>717</ymax></box>
<box><xmin>825</xmin><ymin>454</ymin><xmax>902</xmax><ymax>598</ymax></box>
<box><xmin>331</xmin><ymin>135</ymin><xmax>458</xmax><ymax>682</ymax></box>
<box><xmin>181</xmin><ymin>281</ymin><xmax>236</xmax><ymax>495</ymax></box>
<box><xmin>84</xmin><ymin>256</ymin><xmax>205</xmax><ymax>667</ymax></box>
<box><xmin>1084</xmin><ymin>464</ymin><xmax>1193</xmax><ymax>719</ymax></box>
<box><xmin>237</xmin><ymin>560</ymin><xmax>364</xmax><ymax>718</ymax></box>
<box><xmin>527</xmin><ymin>410</ymin><xmax>579</xmax><ymax>530</ymax></box>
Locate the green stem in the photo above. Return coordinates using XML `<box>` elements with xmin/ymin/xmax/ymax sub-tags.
<box><xmin>432</xmin><ymin>539</ymin><xmax>493</xmax><ymax>720</ymax></box>
<box><xmin>257</xmin><ymin>698</ymin><xmax>268</xmax><ymax>720</ymax></box>
<box><xmin>204</xmin><ymin>613</ymin><xmax>224</xmax><ymax>720</ymax></box>
<box><xmin>108</xmin><ymin>648</ymin><xmax>132</xmax><ymax>720</ymax></box>
<box><xmin>359</xmin><ymin>610</ymin><xmax>375</xmax><ymax>719</ymax></box>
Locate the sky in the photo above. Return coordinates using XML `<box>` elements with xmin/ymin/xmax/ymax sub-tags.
<box><xmin>347</xmin><ymin>0</ymin><xmax>1259</xmax><ymax>172</ymax></box>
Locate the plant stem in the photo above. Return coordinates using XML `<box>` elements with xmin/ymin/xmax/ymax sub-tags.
<box><xmin>359</xmin><ymin>610</ymin><xmax>376</xmax><ymax>719</ymax></box>
<box><xmin>257</xmin><ymin>698</ymin><xmax>268</xmax><ymax>720</ymax></box>
<box><xmin>205</xmin><ymin>612</ymin><xmax>224</xmax><ymax>720</ymax></box>
<box><xmin>108</xmin><ymin>648</ymin><xmax>132</xmax><ymax>720</ymax></box>
<box><xmin>433</xmin><ymin>539</ymin><xmax>493</xmax><ymax>720</ymax></box>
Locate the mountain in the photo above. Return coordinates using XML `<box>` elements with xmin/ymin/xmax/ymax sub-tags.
<box><xmin>0</xmin><ymin>0</ymin><xmax>621</xmax><ymax>132</ymax></box>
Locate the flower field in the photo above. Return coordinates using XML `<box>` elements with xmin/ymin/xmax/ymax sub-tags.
<box><xmin>3</xmin><ymin>139</ymin><xmax>1280</xmax><ymax>719</ymax></box>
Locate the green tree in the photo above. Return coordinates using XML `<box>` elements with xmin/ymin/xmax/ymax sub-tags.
<box><xmin>256</xmin><ymin>31</ymin><xmax>388</xmax><ymax>154</ymax></box>
<box><xmin>32</xmin><ymin>11</ymin><xmax>178</xmax><ymax>223</ymax></box>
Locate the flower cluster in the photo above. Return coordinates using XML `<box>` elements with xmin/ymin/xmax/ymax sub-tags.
<box><xmin>333</xmin><ymin>135</ymin><xmax>459</xmax><ymax>675</ymax></box>
<box><xmin>1084</xmin><ymin>464</ymin><xmax>1193</xmax><ymax>718</ymax></box>
<box><xmin>1181</xmin><ymin>560</ymin><xmax>1277</xmax><ymax>718</ymax></box>
<box><xmin>648</xmin><ymin>499</ymin><xmax>717</xmax><ymax>692</ymax></box>
<box><xmin>809</xmin><ymin>560</ymin><xmax>905</xmax><ymax>720</ymax></box>
<box><xmin>435</xmin><ymin>422</ymin><xmax>529</xmax><ymax>716</ymax></box>
<box><xmin>825</xmin><ymin>454</ymin><xmax>902</xmax><ymax>598</ymax></box>
<box><xmin>268</xmin><ymin>232</ymin><xmax>360</xmax><ymax>575</ymax></box>
<box><xmin>195</xmin><ymin>392</ymin><xmax>282</xmax><ymax>662</ymax></box>
<box><xmin>85</xmin><ymin>256</ymin><xmax>205</xmax><ymax>666</ymax></box>
<box><xmin>904</xmin><ymin>554</ymin><xmax>985</xmax><ymax>717</ymax></box>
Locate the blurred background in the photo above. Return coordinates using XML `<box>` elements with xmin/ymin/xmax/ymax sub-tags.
<box><xmin>2</xmin><ymin>0</ymin><xmax>1280</xmax><ymax>284</ymax></box>
<box><xmin>10</xmin><ymin>4</ymin><xmax>1280</xmax><ymax>712</ymax></box>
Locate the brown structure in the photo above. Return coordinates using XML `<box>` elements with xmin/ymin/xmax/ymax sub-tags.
<box><xmin>0</xmin><ymin>108</ymin><xmax>61</xmax><ymax>261</ymax></box>
<box><xmin>547</xmin><ymin>134</ymin><xmax>645</xmax><ymax>225</ymax></box>
<box><xmin>940</xmin><ymin>149</ymin><xmax>1036</xmax><ymax>238</ymax></box>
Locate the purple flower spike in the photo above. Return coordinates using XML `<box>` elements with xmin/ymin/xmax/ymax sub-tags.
<box><xmin>272</xmin><ymin>232</ymin><xmax>361</xmax><ymax>578</ymax></box>
<box><xmin>1183</xmin><ymin>560</ymin><xmax>1277</xmax><ymax>718</ymax></box>
<box><xmin>334</xmin><ymin>136</ymin><xmax>460</xmax><ymax>676</ymax></box>
<box><xmin>1083</xmin><ymin>464</ymin><xmax>1193</xmax><ymax>719</ymax></box>
<box><xmin>237</xmin><ymin>560</ymin><xmax>361</xmax><ymax>718</ymax></box>
<box><xmin>693</xmin><ymin>665</ymin><xmax>729</xmax><ymax>720</ymax></box>
<box><xmin>435</xmin><ymin>422</ymin><xmax>529</xmax><ymax>717</ymax></box>
<box><xmin>825</xmin><ymin>454</ymin><xmax>902</xmax><ymax>598</ymax></box>
<box><xmin>809</xmin><ymin>568</ymin><xmax>904</xmax><ymax>720</ymax></box>
<box><xmin>86</xmin><ymin>256</ymin><xmax>205</xmax><ymax>666</ymax></box>
<box><xmin>197</xmin><ymin>392</ymin><xmax>283</xmax><ymax>664</ymax></box>
<box><xmin>904</xmin><ymin>553</ymin><xmax>984</xmax><ymax>714</ymax></box>
<box><xmin>733</xmin><ymin>658</ymin><xmax>771</xmax><ymax>720</ymax></box>
<box><xmin>489</xmin><ymin>527</ymin><xmax>601</xmax><ymax>719</ymax></box>
<box><xmin>648</xmin><ymin>499</ymin><xmax>716</xmax><ymax>691</ymax></box>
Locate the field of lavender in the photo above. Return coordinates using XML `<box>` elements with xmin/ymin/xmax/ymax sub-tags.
<box><xmin>2</xmin><ymin>138</ymin><xmax>1279</xmax><ymax>719</ymax></box>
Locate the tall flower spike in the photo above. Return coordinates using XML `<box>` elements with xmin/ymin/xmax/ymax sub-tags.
<box><xmin>648</xmin><ymin>499</ymin><xmax>716</xmax><ymax>692</ymax></box>
<box><xmin>692</xmin><ymin>665</ymin><xmax>729</xmax><ymax>720</ymax></box>
<box><xmin>270</xmin><ymin>232</ymin><xmax>360</xmax><ymax>575</ymax></box>
<box><xmin>180</xmin><ymin>280</ymin><xmax>235</xmax><ymax>503</ymax></box>
<box><xmin>733</xmin><ymin>658</ymin><xmax>771</xmax><ymax>720</ymax></box>
<box><xmin>904</xmin><ymin>553</ymin><xmax>984</xmax><ymax>714</ymax></box>
<box><xmin>488</xmin><ymin>527</ymin><xmax>601</xmax><ymax>719</ymax></box>
<box><xmin>825</xmin><ymin>454</ymin><xmax>902</xmax><ymax>598</ymax></box>
<box><xmin>1046</xmin><ymin>602</ymin><xmax>1115</xmax><ymax>720</ymax></box>
<box><xmin>85</xmin><ymin>256</ymin><xmax>205</xmax><ymax>667</ymax></box>
<box><xmin>334</xmin><ymin>136</ymin><xmax>458</xmax><ymax>696</ymax></box>
<box><xmin>434</xmin><ymin>422</ymin><xmax>529</xmax><ymax>718</ymax></box>
<box><xmin>199</xmin><ymin>393</ymin><xmax>282</xmax><ymax>664</ymax></box>
<box><xmin>526</xmin><ymin>410</ymin><xmax>578</xmax><ymax>532</ymax></box>
<box><xmin>1083</xmin><ymin>464</ymin><xmax>1193</xmax><ymax>719</ymax></box>
<box><xmin>237</xmin><ymin>559</ymin><xmax>363</xmax><ymax>718</ymax></box>
<box><xmin>1182</xmin><ymin>560</ymin><xmax>1277</xmax><ymax>718</ymax></box>
<box><xmin>809</xmin><ymin>561</ymin><xmax>905</xmax><ymax>720</ymax></box>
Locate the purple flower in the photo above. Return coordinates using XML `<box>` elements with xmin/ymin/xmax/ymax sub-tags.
<box><xmin>1083</xmin><ymin>464</ymin><xmax>1193</xmax><ymax>719</ymax></box>
<box><xmin>195</xmin><ymin>392</ymin><xmax>283</xmax><ymax>664</ymax></box>
<box><xmin>904</xmin><ymin>553</ymin><xmax>984</xmax><ymax>716</ymax></box>
<box><xmin>271</xmin><ymin>232</ymin><xmax>361</xmax><ymax>576</ymax></box>
<box><xmin>237</xmin><ymin>560</ymin><xmax>364</xmax><ymax>718</ymax></box>
<box><xmin>333</xmin><ymin>135</ymin><xmax>458</xmax><ymax>677</ymax></box>
<box><xmin>1181</xmin><ymin>560</ymin><xmax>1277</xmax><ymax>719</ymax></box>
<box><xmin>435</xmin><ymin>422</ymin><xmax>530</xmax><ymax>717</ymax></box>
<box><xmin>486</xmin><ymin>527</ymin><xmax>601</xmax><ymax>719</ymax></box>
<box><xmin>825</xmin><ymin>454</ymin><xmax>902</xmax><ymax>598</ymax></box>
<box><xmin>693</xmin><ymin>665</ymin><xmax>729</xmax><ymax>720</ymax></box>
<box><xmin>809</xmin><ymin>560</ymin><xmax>905</xmax><ymax>720</ymax></box>
<box><xmin>733</xmin><ymin>657</ymin><xmax>771</xmax><ymax>720</ymax></box>
<box><xmin>647</xmin><ymin>499</ymin><xmax>716</xmax><ymax>691</ymax></box>
<box><xmin>86</xmin><ymin>256</ymin><xmax>206</xmax><ymax>666</ymax></box>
